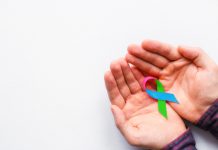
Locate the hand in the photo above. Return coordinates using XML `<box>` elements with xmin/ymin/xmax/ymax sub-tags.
<box><xmin>126</xmin><ymin>40</ymin><xmax>218</xmax><ymax>122</ymax></box>
<box><xmin>104</xmin><ymin>58</ymin><xmax>186</xmax><ymax>149</ymax></box>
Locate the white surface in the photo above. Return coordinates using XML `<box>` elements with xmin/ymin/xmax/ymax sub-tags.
<box><xmin>0</xmin><ymin>0</ymin><xmax>218</xmax><ymax>149</ymax></box>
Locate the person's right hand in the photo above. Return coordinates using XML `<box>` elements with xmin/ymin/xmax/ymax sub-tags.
<box><xmin>126</xmin><ymin>40</ymin><xmax>218</xmax><ymax>123</ymax></box>
<box><xmin>104</xmin><ymin>58</ymin><xmax>186</xmax><ymax>149</ymax></box>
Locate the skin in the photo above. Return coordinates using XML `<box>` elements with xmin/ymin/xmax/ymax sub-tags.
<box><xmin>126</xmin><ymin>40</ymin><xmax>218</xmax><ymax>123</ymax></box>
<box><xmin>104</xmin><ymin>59</ymin><xmax>186</xmax><ymax>149</ymax></box>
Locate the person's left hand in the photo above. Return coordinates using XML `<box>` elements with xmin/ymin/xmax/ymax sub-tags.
<box><xmin>125</xmin><ymin>40</ymin><xmax>218</xmax><ymax>122</ymax></box>
<box><xmin>104</xmin><ymin>58</ymin><xmax>186</xmax><ymax>149</ymax></box>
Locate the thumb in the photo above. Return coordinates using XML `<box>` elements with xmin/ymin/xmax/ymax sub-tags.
<box><xmin>178</xmin><ymin>45</ymin><xmax>213</xmax><ymax>68</ymax></box>
<box><xmin>111</xmin><ymin>105</ymin><xmax>126</xmax><ymax>130</ymax></box>
<box><xmin>111</xmin><ymin>105</ymin><xmax>139</xmax><ymax>146</ymax></box>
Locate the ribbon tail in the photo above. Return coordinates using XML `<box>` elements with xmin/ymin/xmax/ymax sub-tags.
<box><xmin>156</xmin><ymin>80</ymin><xmax>168</xmax><ymax>118</ymax></box>
<box><xmin>158</xmin><ymin>100</ymin><xmax>167</xmax><ymax>119</ymax></box>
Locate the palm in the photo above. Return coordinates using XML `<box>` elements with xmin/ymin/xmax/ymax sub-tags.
<box><xmin>109</xmin><ymin>89</ymin><xmax>185</xmax><ymax>149</ymax></box>
<box><xmin>121</xmin><ymin>91</ymin><xmax>164</xmax><ymax>133</ymax></box>
<box><xmin>122</xmin><ymin>91</ymin><xmax>154</xmax><ymax>119</ymax></box>
<box><xmin>122</xmin><ymin>101</ymin><xmax>183</xmax><ymax>149</ymax></box>
<box><xmin>122</xmin><ymin>91</ymin><xmax>172</xmax><ymax>133</ymax></box>
<box><xmin>159</xmin><ymin>58</ymin><xmax>201</xmax><ymax>121</ymax></box>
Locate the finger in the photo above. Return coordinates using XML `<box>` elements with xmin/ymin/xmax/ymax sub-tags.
<box><xmin>110</xmin><ymin>59</ymin><xmax>131</xmax><ymax>99</ymax></box>
<box><xmin>142</xmin><ymin>39</ymin><xmax>180</xmax><ymax>61</ymax></box>
<box><xmin>130</xmin><ymin>67</ymin><xmax>145</xmax><ymax>90</ymax></box>
<box><xmin>126</xmin><ymin>53</ymin><xmax>161</xmax><ymax>77</ymax></box>
<box><xmin>120</xmin><ymin>59</ymin><xmax>141</xmax><ymax>94</ymax></box>
<box><xmin>104</xmin><ymin>71</ymin><xmax>125</xmax><ymax>109</ymax></box>
<box><xmin>178</xmin><ymin>45</ymin><xmax>216</xmax><ymax>69</ymax></box>
<box><xmin>128</xmin><ymin>44</ymin><xmax>169</xmax><ymax>69</ymax></box>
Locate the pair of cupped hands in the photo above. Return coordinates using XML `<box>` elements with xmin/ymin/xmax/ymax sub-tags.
<box><xmin>104</xmin><ymin>40</ymin><xmax>218</xmax><ymax>149</ymax></box>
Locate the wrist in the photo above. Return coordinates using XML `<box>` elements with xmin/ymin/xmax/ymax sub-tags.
<box><xmin>163</xmin><ymin>128</ymin><xmax>196</xmax><ymax>150</ymax></box>
<box><xmin>158</xmin><ymin>123</ymin><xmax>187</xmax><ymax>149</ymax></box>
<box><xmin>196</xmin><ymin>99</ymin><xmax>218</xmax><ymax>125</ymax></box>
<box><xmin>198</xmin><ymin>93</ymin><xmax>218</xmax><ymax>122</ymax></box>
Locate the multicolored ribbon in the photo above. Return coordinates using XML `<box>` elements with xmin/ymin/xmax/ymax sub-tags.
<box><xmin>143</xmin><ymin>76</ymin><xmax>179</xmax><ymax>118</ymax></box>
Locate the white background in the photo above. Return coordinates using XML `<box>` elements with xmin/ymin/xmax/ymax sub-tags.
<box><xmin>0</xmin><ymin>0</ymin><xmax>218</xmax><ymax>149</ymax></box>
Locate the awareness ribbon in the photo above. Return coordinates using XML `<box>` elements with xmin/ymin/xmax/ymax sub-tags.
<box><xmin>143</xmin><ymin>76</ymin><xmax>179</xmax><ymax>118</ymax></box>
